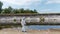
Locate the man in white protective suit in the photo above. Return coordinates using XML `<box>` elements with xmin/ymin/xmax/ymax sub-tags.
<box><xmin>21</xmin><ymin>17</ymin><xmax>26</xmax><ymax>32</ymax></box>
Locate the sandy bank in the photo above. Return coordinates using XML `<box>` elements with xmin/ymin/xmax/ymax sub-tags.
<box><xmin>0</xmin><ymin>28</ymin><xmax>60</xmax><ymax>34</ymax></box>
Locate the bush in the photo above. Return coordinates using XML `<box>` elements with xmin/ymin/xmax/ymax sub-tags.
<box><xmin>14</xmin><ymin>19</ymin><xmax>16</xmax><ymax>23</ymax></box>
<box><xmin>40</xmin><ymin>16</ymin><xmax>45</xmax><ymax>23</ymax></box>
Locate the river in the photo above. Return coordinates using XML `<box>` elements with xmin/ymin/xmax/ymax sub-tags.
<box><xmin>27</xmin><ymin>25</ymin><xmax>60</xmax><ymax>30</ymax></box>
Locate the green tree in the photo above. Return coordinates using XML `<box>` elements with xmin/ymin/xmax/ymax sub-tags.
<box><xmin>24</xmin><ymin>9</ymin><xmax>38</xmax><ymax>13</ymax></box>
<box><xmin>20</xmin><ymin>8</ymin><xmax>24</xmax><ymax>13</ymax></box>
<box><xmin>33</xmin><ymin>9</ymin><xmax>38</xmax><ymax>13</ymax></box>
<box><xmin>0</xmin><ymin>1</ymin><xmax>3</xmax><ymax>13</ymax></box>
<box><xmin>13</xmin><ymin>9</ymin><xmax>20</xmax><ymax>14</ymax></box>
<box><xmin>3</xmin><ymin>8</ymin><xmax>10</xmax><ymax>14</ymax></box>
<box><xmin>3</xmin><ymin>6</ymin><xmax>12</xmax><ymax>14</ymax></box>
<box><xmin>8</xmin><ymin>6</ymin><xmax>12</xmax><ymax>11</ymax></box>
<box><xmin>24</xmin><ymin>9</ymin><xmax>30</xmax><ymax>13</ymax></box>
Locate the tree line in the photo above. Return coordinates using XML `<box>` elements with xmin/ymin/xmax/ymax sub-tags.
<box><xmin>0</xmin><ymin>1</ymin><xmax>38</xmax><ymax>14</ymax></box>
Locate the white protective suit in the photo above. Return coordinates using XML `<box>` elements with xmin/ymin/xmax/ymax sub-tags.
<box><xmin>21</xmin><ymin>17</ymin><xmax>26</xmax><ymax>32</ymax></box>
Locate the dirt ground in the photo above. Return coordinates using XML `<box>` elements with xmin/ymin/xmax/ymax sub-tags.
<box><xmin>0</xmin><ymin>28</ymin><xmax>60</xmax><ymax>34</ymax></box>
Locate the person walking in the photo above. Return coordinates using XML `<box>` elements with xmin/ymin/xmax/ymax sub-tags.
<box><xmin>21</xmin><ymin>17</ymin><xmax>26</xmax><ymax>32</ymax></box>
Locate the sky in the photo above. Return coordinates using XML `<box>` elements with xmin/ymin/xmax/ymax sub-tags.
<box><xmin>0</xmin><ymin>0</ymin><xmax>60</xmax><ymax>13</ymax></box>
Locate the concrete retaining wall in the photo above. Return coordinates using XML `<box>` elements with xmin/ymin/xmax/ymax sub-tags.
<box><xmin>0</xmin><ymin>15</ymin><xmax>60</xmax><ymax>24</ymax></box>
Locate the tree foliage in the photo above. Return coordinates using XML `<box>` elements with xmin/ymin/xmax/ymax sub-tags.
<box><xmin>2</xmin><ymin>6</ymin><xmax>12</xmax><ymax>14</ymax></box>
<box><xmin>0</xmin><ymin>1</ymin><xmax>3</xmax><ymax>13</ymax></box>
<box><xmin>0</xmin><ymin>1</ymin><xmax>38</xmax><ymax>14</ymax></box>
<box><xmin>3</xmin><ymin>8</ymin><xmax>38</xmax><ymax>14</ymax></box>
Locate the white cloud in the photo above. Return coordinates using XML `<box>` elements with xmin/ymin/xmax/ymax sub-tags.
<box><xmin>40</xmin><ymin>9</ymin><xmax>51</xmax><ymax>12</ymax></box>
<box><xmin>46</xmin><ymin>0</ymin><xmax>60</xmax><ymax>4</ymax></box>
<box><xmin>0</xmin><ymin>0</ymin><xmax>41</xmax><ymax>6</ymax></box>
<box><xmin>40</xmin><ymin>9</ymin><xmax>60</xmax><ymax>13</ymax></box>
<box><xmin>40</xmin><ymin>9</ymin><xmax>55</xmax><ymax>13</ymax></box>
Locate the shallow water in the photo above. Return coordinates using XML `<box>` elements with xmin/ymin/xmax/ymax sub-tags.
<box><xmin>3</xmin><ymin>25</ymin><xmax>60</xmax><ymax>30</ymax></box>
<box><xmin>27</xmin><ymin>25</ymin><xmax>60</xmax><ymax>30</ymax></box>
